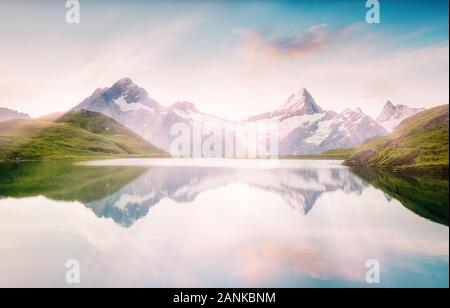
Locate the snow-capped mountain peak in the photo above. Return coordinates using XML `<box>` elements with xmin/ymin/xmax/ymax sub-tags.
<box><xmin>109</xmin><ymin>78</ymin><xmax>159</xmax><ymax>108</ymax></box>
<box><xmin>376</xmin><ymin>101</ymin><xmax>398</xmax><ymax>122</ymax></box>
<box><xmin>342</xmin><ymin>107</ymin><xmax>363</xmax><ymax>114</ymax></box>
<box><xmin>246</xmin><ymin>88</ymin><xmax>324</xmax><ymax>121</ymax></box>
<box><xmin>338</xmin><ymin>107</ymin><xmax>365</xmax><ymax>120</ymax></box>
<box><xmin>113</xmin><ymin>77</ymin><xmax>134</xmax><ymax>87</ymax></box>
<box><xmin>74</xmin><ymin>78</ymin><xmax>161</xmax><ymax>114</ymax></box>
<box><xmin>376</xmin><ymin>101</ymin><xmax>425</xmax><ymax>131</ymax></box>
<box><xmin>279</xmin><ymin>88</ymin><xmax>323</xmax><ymax>115</ymax></box>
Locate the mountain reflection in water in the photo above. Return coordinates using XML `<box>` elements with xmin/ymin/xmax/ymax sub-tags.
<box><xmin>0</xmin><ymin>160</ymin><xmax>447</xmax><ymax>227</ymax></box>
<box><xmin>0</xmin><ymin>159</ymin><xmax>448</xmax><ymax>288</ymax></box>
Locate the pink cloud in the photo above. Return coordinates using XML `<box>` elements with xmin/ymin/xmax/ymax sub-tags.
<box><xmin>236</xmin><ymin>24</ymin><xmax>359</xmax><ymax>58</ymax></box>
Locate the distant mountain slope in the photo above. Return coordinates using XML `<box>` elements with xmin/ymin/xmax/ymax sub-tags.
<box><xmin>344</xmin><ymin>105</ymin><xmax>449</xmax><ymax>173</ymax></box>
<box><xmin>73</xmin><ymin>79</ymin><xmax>388</xmax><ymax>155</ymax></box>
<box><xmin>376</xmin><ymin>101</ymin><xmax>425</xmax><ymax>131</ymax></box>
<box><xmin>0</xmin><ymin>110</ymin><xmax>166</xmax><ymax>161</ymax></box>
<box><xmin>246</xmin><ymin>89</ymin><xmax>387</xmax><ymax>154</ymax></box>
<box><xmin>72</xmin><ymin>78</ymin><xmax>230</xmax><ymax>152</ymax></box>
<box><xmin>0</xmin><ymin>107</ymin><xmax>30</xmax><ymax>122</ymax></box>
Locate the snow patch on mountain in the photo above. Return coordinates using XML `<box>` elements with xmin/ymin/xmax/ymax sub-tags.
<box><xmin>114</xmin><ymin>96</ymin><xmax>154</xmax><ymax>113</ymax></box>
<box><xmin>304</xmin><ymin>119</ymin><xmax>333</xmax><ymax>145</ymax></box>
<box><xmin>277</xmin><ymin>113</ymin><xmax>325</xmax><ymax>140</ymax></box>
<box><xmin>376</xmin><ymin>101</ymin><xmax>425</xmax><ymax>131</ymax></box>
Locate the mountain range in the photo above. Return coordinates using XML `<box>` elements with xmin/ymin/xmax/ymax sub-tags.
<box><xmin>1</xmin><ymin>78</ymin><xmax>431</xmax><ymax>157</ymax></box>
<box><xmin>71</xmin><ymin>78</ymin><xmax>423</xmax><ymax>156</ymax></box>
<box><xmin>0</xmin><ymin>107</ymin><xmax>30</xmax><ymax>122</ymax></box>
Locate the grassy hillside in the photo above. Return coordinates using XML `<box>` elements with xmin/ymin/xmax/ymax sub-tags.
<box><xmin>279</xmin><ymin>148</ymin><xmax>354</xmax><ymax>160</ymax></box>
<box><xmin>0</xmin><ymin>110</ymin><xmax>167</xmax><ymax>161</ymax></box>
<box><xmin>344</xmin><ymin>105</ymin><xmax>449</xmax><ymax>174</ymax></box>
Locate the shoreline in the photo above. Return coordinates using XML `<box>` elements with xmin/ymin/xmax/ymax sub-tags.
<box><xmin>1</xmin><ymin>156</ymin><xmax>448</xmax><ymax>177</ymax></box>
<box><xmin>345</xmin><ymin>163</ymin><xmax>449</xmax><ymax>177</ymax></box>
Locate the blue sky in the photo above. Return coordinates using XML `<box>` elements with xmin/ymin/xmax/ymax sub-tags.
<box><xmin>0</xmin><ymin>0</ymin><xmax>448</xmax><ymax>118</ymax></box>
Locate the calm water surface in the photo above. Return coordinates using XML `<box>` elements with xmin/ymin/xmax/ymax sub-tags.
<box><xmin>0</xmin><ymin>159</ymin><xmax>448</xmax><ymax>287</ymax></box>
